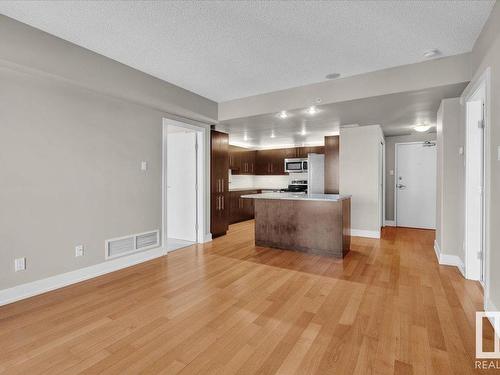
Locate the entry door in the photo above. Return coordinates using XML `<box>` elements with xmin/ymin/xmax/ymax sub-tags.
<box><xmin>396</xmin><ymin>142</ymin><xmax>436</xmax><ymax>229</ymax></box>
<box><xmin>167</xmin><ymin>131</ymin><xmax>197</xmax><ymax>242</ymax></box>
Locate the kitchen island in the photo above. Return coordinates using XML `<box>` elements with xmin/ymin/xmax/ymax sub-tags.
<box><xmin>241</xmin><ymin>192</ymin><xmax>351</xmax><ymax>257</ymax></box>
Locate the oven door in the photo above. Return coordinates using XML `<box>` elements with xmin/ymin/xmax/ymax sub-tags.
<box><xmin>284</xmin><ymin>160</ymin><xmax>304</xmax><ymax>173</ymax></box>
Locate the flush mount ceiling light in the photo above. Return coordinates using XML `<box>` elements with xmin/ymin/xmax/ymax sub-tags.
<box><xmin>423</xmin><ymin>49</ymin><xmax>441</xmax><ymax>59</ymax></box>
<box><xmin>278</xmin><ymin>110</ymin><xmax>288</xmax><ymax>119</ymax></box>
<box><xmin>306</xmin><ymin>106</ymin><xmax>318</xmax><ymax>115</ymax></box>
<box><xmin>414</xmin><ymin>124</ymin><xmax>432</xmax><ymax>132</ymax></box>
<box><xmin>325</xmin><ymin>73</ymin><xmax>341</xmax><ymax>80</ymax></box>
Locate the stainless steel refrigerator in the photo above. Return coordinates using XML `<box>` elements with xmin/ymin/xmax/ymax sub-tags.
<box><xmin>307</xmin><ymin>153</ymin><xmax>325</xmax><ymax>194</ymax></box>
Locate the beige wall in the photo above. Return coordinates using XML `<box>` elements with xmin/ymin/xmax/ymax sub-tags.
<box><xmin>468</xmin><ymin>3</ymin><xmax>500</xmax><ymax>310</ymax></box>
<box><xmin>435</xmin><ymin>98</ymin><xmax>464</xmax><ymax>261</ymax></box>
<box><xmin>0</xmin><ymin>16</ymin><xmax>216</xmax><ymax>290</ymax></box>
<box><xmin>340</xmin><ymin>125</ymin><xmax>384</xmax><ymax>235</ymax></box>
<box><xmin>384</xmin><ymin>133</ymin><xmax>437</xmax><ymax>222</ymax></box>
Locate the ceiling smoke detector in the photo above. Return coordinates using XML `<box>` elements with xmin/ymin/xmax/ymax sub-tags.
<box><xmin>423</xmin><ymin>49</ymin><xmax>441</xmax><ymax>59</ymax></box>
<box><xmin>325</xmin><ymin>73</ymin><xmax>340</xmax><ymax>80</ymax></box>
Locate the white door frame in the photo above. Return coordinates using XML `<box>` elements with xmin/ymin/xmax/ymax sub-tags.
<box><xmin>460</xmin><ymin>68</ymin><xmax>490</xmax><ymax>297</ymax></box>
<box><xmin>394</xmin><ymin>141</ymin><xmax>436</xmax><ymax>228</ymax></box>
<box><xmin>162</xmin><ymin>118</ymin><xmax>210</xmax><ymax>253</ymax></box>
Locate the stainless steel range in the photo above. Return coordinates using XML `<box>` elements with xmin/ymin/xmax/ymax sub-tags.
<box><xmin>282</xmin><ymin>179</ymin><xmax>308</xmax><ymax>193</ymax></box>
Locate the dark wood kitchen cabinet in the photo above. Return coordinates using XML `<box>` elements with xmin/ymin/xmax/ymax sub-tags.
<box><xmin>230</xmin><ymin>146</ymin><xmax>256</xmax><ymax>175</ymax></box>
<box><xmin>229</xmin><ymin>189</ymin><xmax>260</xmax><ymax>224</ymax></box>
<box><xmin>324</xmin><ymin>135</ymin><xmax>340</xmax><ymax>193</ymax></box>
<box><xmin>255</xmin><ymin>149</ymin><xmax>286</xmax><ymax>175</ymax></box>
<box><xmin>297</xmin><ymin>146</ymin><xmax>325</xmax><ymax>158</ymax></box>
<box><xmin>211</xmin><ymin>130</ymin><xmax>229</xmax><ymax>237</ymax></box>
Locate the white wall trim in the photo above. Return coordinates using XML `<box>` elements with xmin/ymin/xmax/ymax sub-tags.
<box><xmin>384</xmin><ymin>220</ymin><xmax>396</xmax><ymax>227</ymax></box>
<box><xmin>434</xmin><ymin>240</ymin><xmax>441</xmax><ymax>262</ymax></box>
<box><xmin>163</xmin><ymin>118</ymin><xmax>211</xmax><ymax>250</ymax></box>
<box><xmin>351</xmin><ymin>229</ymin><xmax>381</xmax><ymax>239</ymax></box>
<box><xmin>0</xmin><ymin>246</ymin><xmax>165</xmax><ymax>307</ymax></box>
<box><xmin>203</xmin><ymin>233</ymin><xmax>213</xmax><ymax>243</ymax></box>
<box><xmin>434</xmin><ymin>240</ymin><xmax>466</xmax><ymax>277</ymax></box>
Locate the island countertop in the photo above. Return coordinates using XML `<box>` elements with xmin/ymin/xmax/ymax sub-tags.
<box><xmin>241</xmin><ymin>192</ymin><xmax>351</xmax><ymax>202</ymax></box>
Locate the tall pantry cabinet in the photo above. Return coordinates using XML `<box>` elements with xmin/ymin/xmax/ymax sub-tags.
<box><xmin>210</xmin><ymin>130</ymin><xmax>229</xmax><ymax>237</ymax></box>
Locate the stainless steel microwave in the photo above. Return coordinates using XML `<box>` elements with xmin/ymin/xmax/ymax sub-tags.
<box><xmin>284</xmin><ymin>158</ymin><xmax>308</xmax><ymax>173</ymax></box>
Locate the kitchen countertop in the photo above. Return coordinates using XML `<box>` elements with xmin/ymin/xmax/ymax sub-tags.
<box><xmin>241</xmin><ymin>192</ymin><xmax>351</xmax><ymax>202</ymax></box>
<box><xmin>228</xmin><ymin>187</ymin><xmax>284</xmax><ymax>192</ymax></box>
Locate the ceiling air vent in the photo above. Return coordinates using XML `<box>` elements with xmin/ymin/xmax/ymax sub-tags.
<box><xmin>105</xmin><ymin>229</ymin><xmax>160</xmax><ymax>259</ymax></box>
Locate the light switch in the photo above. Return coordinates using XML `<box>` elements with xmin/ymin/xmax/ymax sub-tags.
<box><xmin>15</xmin><ymin>257</ymin><xmax>26</xmax><ymax>272</ymax></box>
<box><xmin>389</xmin><ymin>170</ymin><xmax>394</xmax><ymax>176</ymax></box>
<box><xmin>141</xmin><ymin>161</ymin><xmax>148</xmax><ymax>171</ymax></box>
<box><xmin>75</xmin><ymin>245</ymin><xmax>84</xmax><ymax>257</ymax></box>
<box><xmin>459</xmin><ymin>146</ymin><xmax>464</xmax><ymax>155</ymax></box>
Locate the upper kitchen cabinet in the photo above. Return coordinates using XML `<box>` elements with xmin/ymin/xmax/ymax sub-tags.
<box><xmin>229</xmin><ymin>145</ymin><xmax>242</xmax><ymax>171</ymax></box>
<box><xmin>256</xmin><ymin>149</ymin><xmax>286</xmax><ymax>175</ymax></box>
<box><xmin>211</xmin><ymin>130</ymin><xmax>229</xmax><ymax>237</ymax></box>
<box><xmin>229</xmin><ymin>146</ymin><xmax>256</xmax><ymax>175</ymax></box>
<box><xmin>296</xmin><ymin>146</ymin><xmax>325</xmax><ymax>158</ymax></box>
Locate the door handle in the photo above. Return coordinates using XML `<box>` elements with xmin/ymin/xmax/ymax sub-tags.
<box><xmin>221</xmin><ymin>196</ymin><xmax>224</xmax><ymax>210</ymax></box>
<box><xmin>397</xmin><ymin>184</ymin><xmax>406</xmax><ymax>189</ymax></box>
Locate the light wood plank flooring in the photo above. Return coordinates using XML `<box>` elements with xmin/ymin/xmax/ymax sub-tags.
<box><xmin>0</xmin><ymin>221</ymin><xmax>493</xmax><ymax>374</ymax></box>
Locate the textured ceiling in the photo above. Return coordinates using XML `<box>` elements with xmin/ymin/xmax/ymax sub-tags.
<box><xmin>0</xmin><ymin>1</ymin><xmax>494</xmax><ymax>102</ymax></box>
<box><xmin>218</xmin><ymin>82</ymin><xmax>468</xmax><ymax>148</ymax></box>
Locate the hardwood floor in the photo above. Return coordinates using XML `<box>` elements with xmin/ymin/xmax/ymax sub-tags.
<box><xmin>0</xmin><ymin>221</ymin><xmax>493</xmax><ymax>374</ymax></box>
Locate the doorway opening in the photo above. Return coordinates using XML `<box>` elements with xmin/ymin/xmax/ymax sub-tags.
<box><xmin>395</xmin><ymin>141</ymin><xmax>437</xmax><ymax>229</ymax></box>
<box><xmin>163</xmin><ymin>118</ymin><xmax>206</xmax><ymax>252</ymax></box>
<box><xmin>464</xmin><ymin>73</ymin><xmax>488</xmax><ymax>284</ymax></box>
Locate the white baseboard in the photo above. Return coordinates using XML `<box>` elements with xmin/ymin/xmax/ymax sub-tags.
<box><xmin>434</xmin><ymin>240</ymin><xmax>465</xmax><ymax>277</ymax></box>
<box><xmin>384</xmin><ymin>220</ymin><xmax>396</xmax><ymax>227</ymax></box>
<box><xmin>350</xmin><ymin>229</ymin><xmax>381</xmax><ymax>239</ymax></box>
<box><xmin>203</xmin><ymin>233</ymin><xmax>213</xmax><ymax>243</ymax></box>
<box><xmin>0</xmin><ymin>246</ymin><xmax>165</xmax><ymax>307</ymax></box>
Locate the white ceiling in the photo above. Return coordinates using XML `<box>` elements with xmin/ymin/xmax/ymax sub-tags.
<box><xmin>218</xmin><ymin>82</ymin><xmax>467</xmax><ymax>148</ymax></box>
<box><xmin>0</xmin><ymin>1</ymin><xmax>494</xmax><ymax>102</ymax></box>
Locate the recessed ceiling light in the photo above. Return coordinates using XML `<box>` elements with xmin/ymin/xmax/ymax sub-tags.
<box><xmin>414</xmin><ymin>124</ymin><xmax>432</xmax><ymax>132</ymax></box>
<box><xmin>278</xmin><ymin>110</ymin><xmax>288</xmax><ymax>119</ymax></box>
<box><xmin>325</xmin><ymin>73</ymin><xmax>340</xmax><ymax>80</ymax></box>
<box><xmin>306</xmin><ymin>106</ymin><xmax>318</xmax><ymax>115</ymax></box>
<box><xmin>423</xmin><ymin>49</ymin><xmax>441</xmax><ymax>59</ymax></box>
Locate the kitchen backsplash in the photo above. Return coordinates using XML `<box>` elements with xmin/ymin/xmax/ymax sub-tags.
<box><xmin>229</xmin><ymin>171</ymin><xmax>307</xmax><ymax>190</ymax></box>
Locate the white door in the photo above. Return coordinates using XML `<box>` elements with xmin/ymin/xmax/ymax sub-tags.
<box><xmin>396</xmin><ymin>142</ymin><xmax>436</xmax><ymax>229</ymax></box>
<box><xmin>465</xmin><ymin>97</ymin><xmax>484</xmax><ymax>281</ymax></box>
<box><xmin>167</xmin><ymin>131</ymin><xmax>197</xmax><ymax>242</ymax></box>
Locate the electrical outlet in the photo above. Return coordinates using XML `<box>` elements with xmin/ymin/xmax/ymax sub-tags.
<box><xmin>14</xmin><ymin>257</ymin><xmax>26</xmax><ymax>272</ymax></box>
<box><xmin>75</xmin><ymin>245</ymin><xmax>84</xmax><ymax>257</ymax></box>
